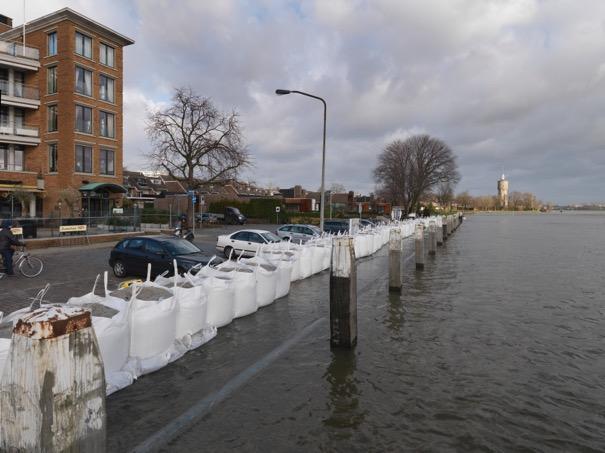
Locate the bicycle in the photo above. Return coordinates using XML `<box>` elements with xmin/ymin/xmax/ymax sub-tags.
<box><xmin>0</xmin><ymin>247</ymin><xmax>44</xmax><ymax>278</ymax></box>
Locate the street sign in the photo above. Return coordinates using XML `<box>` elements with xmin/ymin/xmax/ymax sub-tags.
<box><xmin>275</xmin><ymin>206</ymin><xmax>281</xmax><ymax>213</ymax></box>
<box><xmin>112</xmin><ymin>208</ymin><xmax>123</xmax><ymax>214</ymax></box>
<box><xmin>187</xmin><ymin>190</ymin><xmax>195</xmax><ymax>196</ymax></box>
<box><xmin>192</xmin><ymin>196</ymin><xmax>197</xmax><ymax>203</ymax></box>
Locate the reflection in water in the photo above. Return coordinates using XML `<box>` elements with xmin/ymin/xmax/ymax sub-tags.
<box><xmin>384</xmin><ymin>291</ymin><xmax>405</xmax><ymax>335</ymax></box>
<box><xmin>322</xmin><ymin>349</ymin><xmax>366</xmax><ymax>433</ymax></box>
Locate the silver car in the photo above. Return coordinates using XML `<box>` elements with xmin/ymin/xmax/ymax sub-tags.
<box><xmin>276</xmin><ymin>224</ymin><xmax>320</xmax><ymax>243</ymax></box>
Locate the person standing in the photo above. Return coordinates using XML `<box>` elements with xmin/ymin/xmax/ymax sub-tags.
<box><xmin>0</xmin><ymin>219</ymin><xmax>25</xmax><ymax>276</ymax></box>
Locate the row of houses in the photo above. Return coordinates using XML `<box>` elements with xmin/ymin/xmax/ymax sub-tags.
<box><xmin>123</xmin><ymin>172</ymin><xmax>391</xmax><ymax>217</ymax></box>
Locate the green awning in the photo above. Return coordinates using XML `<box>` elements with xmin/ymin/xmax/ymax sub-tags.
<box><xmin>79</xmin><ymin>183</ymin><xmax>127</xmax><ymax>193</ymax></box>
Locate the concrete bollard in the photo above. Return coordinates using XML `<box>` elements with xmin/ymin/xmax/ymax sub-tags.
<box><xmin>442</xmin><ymin>216</ymin><xmax>448</xmax><ymax>242</ymax></box>
<box><xmin>330</xmin><ymin>236</ymin><xmax>357</xmax><ymax>348</ymax></box>
<box><xmin>0</xmin><ymin>306</ymin><xmax>106</xmax><ymax>452</ymax></box>
<box><xmin>415</xmin><ymin>223</ymin><xmax>425</xmax><ymax>270</ymax></box>
<box><xmin>428</xmin><ymin>220</ymin><xmax>437</xmax><ymax>256</ymax></box>
<box><xmin>388</xmin><ymin>228</ymin><xmax>402</xmax><ymax>292</ymax></box>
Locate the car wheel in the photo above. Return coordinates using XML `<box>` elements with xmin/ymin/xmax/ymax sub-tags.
<box><xmin>283</xmin><ymin>236</ymin><xmax>290</xmax><ymax>242</ymax></box>
<box><xmin>113</xmin><ymin>260</ymin><xmax>127</xmax><ymax>278</ymax></box>
<box><xmin>224</xmin><ymin>246</ymin><xmax>233</xmax><ymax>259</ymax></box>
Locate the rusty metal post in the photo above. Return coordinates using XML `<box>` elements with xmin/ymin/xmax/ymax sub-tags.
<box><xmin>330</xmin><ymin>236</ymin><xmax>357</xmax><ymax>348</ymax></box>
<box><xmin>0</xmin><ymin>306</ymin><xmax>106</xmax><ymax>452</ymax></box>
<box><xmin>388</xmin><ymin>228</ymin><xmax>402</xmax><ymax>292</ymax></box>
<box><xmin>428</xmin><ymin>220</ymin><xmax>437</xmax><ymax>256</ymax></box>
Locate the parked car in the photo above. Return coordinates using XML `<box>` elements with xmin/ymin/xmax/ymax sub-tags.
<box><xmin>359</xmin><ymin>219</ymin><xmax>375</xmax><ymax>228</ymax></box>
<box><xmin>225</xmin><ymin>207</ymin><xmax>247</xmax><ymax>225</ymax></box>
<box><xmin>276</xmin><ymin>224</ymin><xmax>320</xmax><ymax>243</ymax></box>
<box><xmin>195</xmin><ymin>212</ymin><xmax>220</xmax><ymax>224</ymax></box>
<box><xmin>323</xmin><ymin>219</ymin><xmax>349</xmax><ymax>234</ymax></box>
<box><xmin>216</xmin><ymin>229</ymin><xmax>281</xmax><ymax>258</ymax></box>
<box><xmin>109</xmin><ymin>235</ymin><xmax>221</xmax><ymax>278</ymax></box>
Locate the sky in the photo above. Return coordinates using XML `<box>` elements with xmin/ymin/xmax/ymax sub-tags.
<box><xmin>4</xmin><ymin>0</ymin><xmax>605</xmax><ymax>204</ymax></box>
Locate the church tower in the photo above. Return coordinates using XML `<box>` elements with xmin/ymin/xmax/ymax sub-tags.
<box><xmin>497</xmin><ymin>174</ymin><xmax>509</xmax><ymax>209</ymax></box>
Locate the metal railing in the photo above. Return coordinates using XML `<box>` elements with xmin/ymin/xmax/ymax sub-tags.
<box><xmin>2</xmin><ymin>215</ymin><xmax>145</xmax><ymax>239</ymax></box>
<box><xmin>0</xmin><ymin>122</ymin><xmax>39</xmax><ymax>137</ymax></box>
<box><xmin>0</xmin><ymin>40</ymin><xmax>40</xmax><ymax>61</ymax></box>
<box><xmin>0</xmin><ymin>163</ymin><xmax>26</xmax><ymax>172</ymax></box>
<box><xmin>0</xmin><ymin>79</ymin><xmax>40</xmax><ymax>100</ymax></box>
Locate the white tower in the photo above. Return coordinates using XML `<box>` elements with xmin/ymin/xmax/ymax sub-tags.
<box><xmin>497</xmin><ymin>174</ymin><xmax>509</xmax><ymax>209</ymax></box>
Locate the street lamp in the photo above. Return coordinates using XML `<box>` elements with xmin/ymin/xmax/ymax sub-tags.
<box><xmin>276</xmin><ymin>89</ymin><xmax>327</xmax><ymax>231</ymax></box>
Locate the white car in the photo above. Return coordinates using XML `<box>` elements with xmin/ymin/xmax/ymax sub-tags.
<box><xmin>216</xmin><ymin>229</ymin><xmax>282</xmax><ymax>258</ymax></box>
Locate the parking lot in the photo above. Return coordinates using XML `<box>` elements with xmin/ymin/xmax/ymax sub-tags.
<box><xmin>0</xmin><ymin>223</ymin><xmax>277</xmax><ymax>314</ymax></box>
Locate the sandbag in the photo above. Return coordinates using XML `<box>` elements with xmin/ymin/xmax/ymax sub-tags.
<box><xmin>240</xmin><ymin>256</ymin><xmax>278</xmax><ymax>307</ymax></box>
<box><xmin>215</xmin><ymin>260</ymin><xmax>258</xmax><ymax>318</ymax></box>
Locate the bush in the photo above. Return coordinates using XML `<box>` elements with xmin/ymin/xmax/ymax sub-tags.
<box><xmin>140</xmin><ymin>207</ymin><xmax>170</xmax><ymax>224</ymax></box>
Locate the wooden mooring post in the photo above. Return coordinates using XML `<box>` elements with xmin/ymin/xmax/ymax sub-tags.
<box><xmin>415</xmin><ymin>223</ymin><xmax>425</xmax><ymax>270</ymax></box>
<box><xmin>442</xmin><ymin>216</ymin><xmax>448</xmax><ymax>242</ymax></box>
<box><xmin>0</xmin><ymin>306</ymin><xmax>107</xmax><ymax>452</ymax></box>
<box><xmin>388</xmin><ymin>228</ymin><xmax>402</xmax><ymax>292</ymax></box>
<box><xmin>428</xmin><ymin>220</ymin><xmax>437</xmax><ymax>256</ymax></box>
<box><xmin>330</xmin><ymin>236</ymin><xmax>357</xmax><ymax>348</ymax></box>
<box><xmin>436</xmin><ymin>217</ymin><xmax>444</xmax><ymax>246</ymax></box>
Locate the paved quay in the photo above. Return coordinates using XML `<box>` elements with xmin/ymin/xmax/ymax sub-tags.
<box><xmin>0</xmin><ymin>224</ymin><xmax>275</xmax><ymax>314</ymax></box>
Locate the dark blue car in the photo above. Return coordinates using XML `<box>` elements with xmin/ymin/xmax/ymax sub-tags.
<box><xmin>109</xmin><ymin>235</ymin><xmax>221</xmax><ymax>278</ymax></box>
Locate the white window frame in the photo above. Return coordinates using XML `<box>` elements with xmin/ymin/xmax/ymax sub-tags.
<box><xmin>75</xmin><ymin>105</ymin><xmax>93</xmax><ymax>134</ymax></box>
<box><xmin>75</xmin><ymin>31</ymin><xmax>92</xmax><ymax>59</ymax></box>
<box><xmin>75</xmin><ymin>66</ymin><xmax>93</xmax><ymax>97</ymax></box>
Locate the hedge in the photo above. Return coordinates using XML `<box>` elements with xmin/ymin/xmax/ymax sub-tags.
<box><xmin>208</xmin><ymin>198</ymin><xmax>290</xmax><ymax>223</ymax></box>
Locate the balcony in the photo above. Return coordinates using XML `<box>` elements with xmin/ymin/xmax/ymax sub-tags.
<box><xmin>0</xmin><ymin>79</ymin><xmax>40</xmax><ymax>109</ymax></box>
<box><xmin>0</xmin><ymin>122</ymin><xmax>40</xmax><ymax>145</ymax></box>
<box><xmin>0</xmin><ymin>40</ymin><xmax>40</xmax><ymax>71</ymax></box>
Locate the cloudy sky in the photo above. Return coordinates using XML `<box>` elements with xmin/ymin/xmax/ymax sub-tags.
<box><xmin>5</xmin><ymin>0</ymin><xmax>605</xmax><ymax>203</ymax></box>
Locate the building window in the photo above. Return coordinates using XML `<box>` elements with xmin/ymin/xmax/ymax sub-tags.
<box><xmin>75</xmin><ymin>66</ymin><xmax>92</xmax><ymax>96</ymax></box>
<box><xmin>14</xmin><ymin>108</ymin><xmax>24</xmax><ymax>128</ymax></box>
<box><xmin>47</xmin><ymin>66</ymin><xmax>57</xmax><ymax>94</ymax></box>
<box><xmin>75</xmin><ymin>105</ymin><xmax>92</xmax><ymax>134</ymax></box>
<box><xmin>0</xmin><ymin>145</ymin><xmax>24</xmax><ymax>172</ymax></box>
<box><xmin>75</xmin><ymin>32</ymin><xmax>92</xmax><ymax>59</ymax></box>
<box><xmin>49</xmin><ymin>143</ymin><xmax>58</xmax><ymax>172</ymax></box>
<box><xmin>75</xmin><ymin>144</ymin><xmax>92</xmax><ymax>173</ymax></box>
<box><xmin>99</xmin><ymin>75</ymin><xmax>114</xmax><ymax>103</ymax></box>
<box><xmin>48</xmin><ymin>32</ymin><xmax>57</xmax><ymax>56</ymax></box>
<box><xmin>0</xmin><ymin>106</ymin><xmax>8</xmax><ymax>126</ymax></box>
<box><xmin>48</xmin><ymin>105</ymin><xmax>58</xmax><ymax>132</ymax></box>
<box><xmin>100</xmin><ymin>149</ymin><xmax>115</xmax><ymax>175</ymax></box>
<box><xmin>99</xmin><ymin>43</ymin><xmax>114</xmax><ymax>67</ymax></box>
<box><xmin>99</xmin><ymin>111</ymin><xmax>115</xmax><ymax>138</ymax></box>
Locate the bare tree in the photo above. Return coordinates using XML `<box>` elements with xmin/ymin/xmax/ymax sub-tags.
<box><xmin>436</xmin><ymin>182</ymin><xmax>454</xmax><ymax>210</ymax></box>
<box><xmin>374</xmin><ymin>135</ymin><xmax>460</xmax><ymax>214</ymax></box>
<box><xmin>146</xmin><ymin>87</ymin><xmax>251</xmax><ymax>218</ymax></box>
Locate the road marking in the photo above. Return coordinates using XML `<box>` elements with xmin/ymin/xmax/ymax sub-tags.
<box><xmin>130</xmin><ymin>317</ymin><xmax>327</xmax><ymax>453</ymax></box>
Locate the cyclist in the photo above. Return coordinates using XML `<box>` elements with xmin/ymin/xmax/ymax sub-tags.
<box><xmin>0</xmin><ymin>219</ymin><xmax>25</xmax><ymax>276</ymax></box>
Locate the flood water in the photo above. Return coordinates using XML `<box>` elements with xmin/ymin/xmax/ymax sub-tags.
<box><xmin>109</xmin><ymin>213</ymin><xmax>605</xmax><ymax>452</ymax></box>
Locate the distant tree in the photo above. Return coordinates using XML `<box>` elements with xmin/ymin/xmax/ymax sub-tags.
<box><xmin>455</xmin><ymin>191</ymin><xmax>474</xmax><ymax>210</ymax></box>
<box><xmin>146</xmin><ymin>87</ymin><xmax>251</xmax><ymax>220</ymax></box>
<box><xmin>328</xmin><ymin>183</ymin><xmax>346</xmax><ymax>193</ymax></box>
<box><xmin>436</xmin><ymin>182</ymin><xmax>454</xmax><ymax>210</ymax></box>
<box><xmin>374</xmin><ymin>135</ymin><xmax>460</xmax><ymax>214</ymax></box>
<box><xmin>58</xmin><ymin>188</ymin><xmax>81</xmax><ymax>217</ymax></box>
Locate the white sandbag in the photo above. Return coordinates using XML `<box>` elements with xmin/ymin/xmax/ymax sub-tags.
<box><xmin>126</xmin><ymin>265</ymin><xmax>178</xmax><ymax>371</ymax></box>
<box><xmin>215</xmin><ymin>260</ymin><xmax>258</xmax><ymax>318</ymax></box>
<box><xmin>321</xmin><ymin>239</ymin><xmax>332</xmax><ymax>270</ymax></box>
<box><xmin>258</xmin><ymin>251</ymin><xmax>293</xmax><ymax>299</ymax></box>
<box><xmin>310</xmin><ymin>244</ymin><xmax>324</xmax><ymax>274</ymax></box>
<box><xmin>202</xmin><ymin>275</ymin><xmax>235</xmax><ymax>327</ymax></box>
<box><xmin>241</xmin><ymin>256</ymin><xmax>279</xmax><ymax>307</ymax></box>
<box><xmin>298</xmin><ymin>245</ymin><xmax>313</xmax><ymax>279</ymax></box>
<box><xmin>155</xmin><ymin>261</ymin><xmax>210</xmax><ymax>339</ymax></box>
<box><xmin>68</xmin><ymin>273</ymin><xmax>131</xmax><ymax>385</ymax></box>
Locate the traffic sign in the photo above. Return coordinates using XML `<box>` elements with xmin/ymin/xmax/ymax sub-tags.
<box><xmin>275</xmin><ymin>206</ymin><xmax>281</xmax><ymax>213</ymax></box>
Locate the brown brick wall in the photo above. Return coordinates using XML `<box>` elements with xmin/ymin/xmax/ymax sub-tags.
<box><xmin>2</xmin><ymin>18</ymin><xmax>127</xmax><ymax>217</ymax></box>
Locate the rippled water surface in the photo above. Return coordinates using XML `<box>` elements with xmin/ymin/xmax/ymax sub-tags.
<box><xmin>131</xmin><ymin>213</ymin><xmax>605</xmax><ymax>452</ymax></box>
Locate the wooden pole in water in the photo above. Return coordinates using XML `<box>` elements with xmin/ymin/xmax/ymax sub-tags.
<box><xmin>436</xmin><ymin>217</ymin><xmax>444</xmax><ymax>246</ymax></box>
<box><xmin>428</xmin><ymin>220</ymin><xmax>437</xmax><ymax>256</ymax></box>
<box><xmin>330</xmin><ymin>236</ymin><xmax>357</xmax><ymax>348</ymax></box>
<box><xmin>0</xmin><ymin>306</ymin><xmax>106</xmax><ymax>452</ymax></box>
<box><xmin>415</xmin><ymin>223</ymin><xmax>425</xmax><ymax>270</ymax></box>
<box><xmin>388</xmin><ymin>228</ymin><xmax>402</xmax><ymax>292</ymax></box>
<box><xmin>442</xmin><ymin>215</ymin><xmax>448</xmax><ymax>242</ymax></box>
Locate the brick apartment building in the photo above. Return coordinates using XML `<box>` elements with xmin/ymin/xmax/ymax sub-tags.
<box><xmin>0</xmin><ymin>8</ymin><xmax>133</xmax><ymax>218</ymax></box>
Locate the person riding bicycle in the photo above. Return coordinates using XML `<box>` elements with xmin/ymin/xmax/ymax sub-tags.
<box><xmin>176</xmin><ymin>214</ymin><xmax>190</xmax><ymax>236</ymax></box>
<box><xmin>0</xmin><ymin>219</ymin><xmax>25</xmax><ymax>276</ymax></box>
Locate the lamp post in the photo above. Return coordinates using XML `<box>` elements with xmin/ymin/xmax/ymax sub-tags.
<box><xmin>276</xmin><ymin>89</ymin><xmax>327</xmax><ymax>231</ymax></box>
